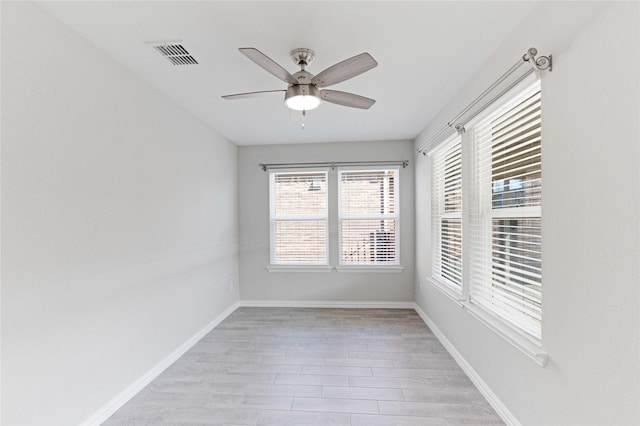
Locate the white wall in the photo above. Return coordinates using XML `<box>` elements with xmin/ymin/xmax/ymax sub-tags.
<box><xmin>238</xmin><ymin>140</ymin><xmax>415</xmax><ymax>303</ymax></box>
<box><xmin>1</xmin><ymin>3</ymin><xmax>239</xmax><ymax>424</ymax></box>
<box><xmin>414</xmin><ymin>2</ymin><xmax>639</xmax><ymax>425</ymax></box>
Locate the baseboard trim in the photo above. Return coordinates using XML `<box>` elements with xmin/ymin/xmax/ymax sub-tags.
<box><xmin>413</xmin><ymin>304</ymin><xmax>520</xmax><ymax>426</ymax></box>
<box><xmin>81</xmin><ymin>301</ymin><xmax>240</xmax><ymax>425</ymax></box>
<box><xmin>238</xmin><ymin>300</ymin><xmax>415</xmax><ymax>309</ymax></box>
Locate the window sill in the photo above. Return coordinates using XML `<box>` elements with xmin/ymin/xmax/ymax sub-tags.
<box><xmin>427</xmin><ymin>276</ymin><xmax>547</xmax><ymax>366</ymax></box>
<box><xmin>265</xmin><ymin>265</ymin><xmax>404</xmax><ymax>273</ymax></box>
<box><xmin>335</xmin><ymin>266</ymin><xmax>403</xmax><ymax>273</ymax></box>
<box><xmin>464</xmin><ymin>302</ymin><xmax>548</xmax><ymax>367</ymax></box>
<box><xmin>266</xmin><ymin>265</ymin><xmax>332</xmax><ymax>273</ymax></box>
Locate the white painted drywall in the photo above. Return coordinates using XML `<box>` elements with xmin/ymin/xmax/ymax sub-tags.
<box><xmin>414</xmin><ymin>2</ymin><xmax>640</xmax><ymax>425</ymax></box>
<box><xmin>238</xmin><ymin>140</ymin><xmax>415</xmax><ymax>302</ymax></box>
<box><xmin>1</xmin><ymin>3</ymin><xmax>239</xmax><ymax>424</ymax></box>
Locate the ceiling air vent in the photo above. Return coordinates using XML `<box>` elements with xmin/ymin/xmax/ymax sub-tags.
<box><xmin>148</xmin><ymin>42</ymin><xmax>198</xmax><ymax>66</ymax></box>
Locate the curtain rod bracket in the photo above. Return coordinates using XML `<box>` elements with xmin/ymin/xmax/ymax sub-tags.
<box><xmin>524</xmin><ymin>47</ymin><xmax>552</xmax><ymax>72</ymax></box>
<box><xmin>416</xmin><ymin>46</ymin><xmax>552</xmax><ymax>155</ymax></box>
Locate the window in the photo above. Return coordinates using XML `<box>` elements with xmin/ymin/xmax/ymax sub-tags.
<box><xmin>268</xmin><ymin>166</ymin><xmax>402</xmax><ymax>269</ymax></box>
<box><xmin>269</xmin><ymin>171</ymin><xmax>328</xmax><ymax>265</ymax></box>
<box><xmin>427</xmin><ymin>77</ymin><xmax>543</xmax><ymax>353</ymax></box>
<box><xmin>470</xmin><ymin>80</ymin><xmax>542</xmax><ymax>339</ymax></box>
<box><xmin>339</xmin><ymin>169</ymin><xmax>399</xmax><ymax>265</ymax></box>
<box><xmin>430</xmin><ymin>136</ymin><xmax>463</xmax><ymax>289</ymax></box>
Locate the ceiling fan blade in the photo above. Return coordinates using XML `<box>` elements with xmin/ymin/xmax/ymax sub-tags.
<box><xmin>239</xmin><ymin>48</ymin><xmax>297</xmax><ymax>85</ymax></box>
<box><xmin>320</xmin><ymin>90</ymin><xmax>376</xmax><ymax>109</ymax></box>
<box><xmin>311</xmin><ymin>53</ymin><xmax>377</xmax><ymax>88</ymax></box>
<box><xmin>222</xmin><ymin>90</ymin><xmax>285</xmax><ymax>100</ymax></box>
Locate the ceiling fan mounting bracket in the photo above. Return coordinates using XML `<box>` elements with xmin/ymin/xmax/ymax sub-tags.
<box><xmin>290</xmin><ymin>48</ymin><xmax>315</xmax><ymax>68</ymax></box>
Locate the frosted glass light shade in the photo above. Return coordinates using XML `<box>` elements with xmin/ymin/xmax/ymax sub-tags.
<box><xmin>285</xmin><ymin>85</ymin><xmax>321</xmax><ymax>111</ymax></box>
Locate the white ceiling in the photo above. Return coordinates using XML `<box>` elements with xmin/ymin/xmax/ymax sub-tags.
<box><xmin>36</xmin><ymin>1</ymin><xmax>535</xmax><ymax>146</ymax></box>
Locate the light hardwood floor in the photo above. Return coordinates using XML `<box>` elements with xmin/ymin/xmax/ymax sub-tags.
<box><xmin>104</xmin><ymin>307</ymin><xmax>503</xmax><ymax>425</ymax></box>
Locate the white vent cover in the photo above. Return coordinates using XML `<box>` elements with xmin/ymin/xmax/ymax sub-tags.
<box><xmin>148</xmin><ymin>42</ymin><xmax>198</xmax><ymax>66</ymax></box>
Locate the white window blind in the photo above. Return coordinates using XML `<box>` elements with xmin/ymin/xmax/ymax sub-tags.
<box><xmin>431</xmin><ymin>135</ymin><xmax>463</xmax><ymax>288</ymax></box>
<box><xmin>470</xmin><ymin>80</ymin><xmax>542</xmax><ymax>339</ymax></box>
<box><xmin>339</xmin><ymin>169</ymin><xmax>399</xmax><ymax>265</ymax></box>
<box><xmin>269</xmin><ymin>171</ymin><xmax>328</xmax><ymax>265</ymax></box>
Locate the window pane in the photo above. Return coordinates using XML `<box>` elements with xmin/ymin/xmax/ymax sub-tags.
<box><xmin>274</xmin><ymin>172</ymin><xmax>327</xmax><ymax>217</ymax></box>
<box><xmin>270</xmin><ymin>171</ymin><xmax>328</xmax><ymax>265</ymax></box>
<box><xmin>441</xmin><ymin>218</ymin><xmax>462</xmax><ymax>285</ymax></box>
<box><xmin>444</xmin><ymin>145</ymin><xmax>462</xmax><ymax>212</ymax></box>
<box><xmin>339</xmin><ymin>169</ymin><xmax>399</xmax><ymax>266</ymax></box>
<box><xmin>431</xmin><ymin>136</ymin><xmax>463</xmax><ymax>288</ymax></box>
<box><xmin>491</xmin><ymin>218</ymin><xmax>542</xmax><ymax>333</ymax></box>
<box><xmin>273</xmin><ymin>220</ymin><xmax>327</xmax><ymax>264</ymax></box>
<box><xmin>340</xmin><ymin>170</ymin><xmax>396</xmax><ymax>216</ymax></box>
<box><xmin>491</xmin><ymin>92</ymin><xmax>541</xmax><ymax>209</ymax></box>
<box><xmin>341</xmin><ymin>219</ymin><xmax>396</xmax><ymax>264</ymax></box>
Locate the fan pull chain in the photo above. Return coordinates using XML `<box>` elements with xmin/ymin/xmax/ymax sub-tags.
<box><xmin>301</xmin><ymin>110</ymin><xmax>306</xmax><ymax>130</ymax></box>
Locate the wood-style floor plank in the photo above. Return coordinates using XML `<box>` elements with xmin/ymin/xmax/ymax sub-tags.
<box><xmin>104</xmin><ymin>307</ymin><xmax>503</xmax><ymax>425</ymax></box>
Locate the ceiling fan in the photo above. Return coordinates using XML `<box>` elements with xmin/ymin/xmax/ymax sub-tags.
<box><xmin>222</xmin><ymin>48</ymin><xmax>378</xmax><ymax>112</ymax></box>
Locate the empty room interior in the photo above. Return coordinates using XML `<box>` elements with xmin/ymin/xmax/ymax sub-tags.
<box><xmin>2</xmin><ymin>1</ymin><xmax>639</xmax><ymax>425</ymax></box>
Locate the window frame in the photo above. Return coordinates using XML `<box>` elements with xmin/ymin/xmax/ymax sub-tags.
<box><xmin>429</xmin><ymin>135</ymin><xmax>463</xmax><ymax>294</ymax></box>
<box><xmin>468</xmin><ymin>78</ymin><xmax>543</xmax><ymax>342</ymax></box>
<box><xmin>267</xmin><ymin>166</ymin><xmax>403</xmax><ymax>272</ymax></box>
<box><xmin>338</xmin><ymin>168</ymin><xmax>400</xmax><ymax>267</ymax></box>
<box><xmin>269</xmin><ymin>170</ymin><xmax>329</xmax><ymax>266</ymax></box>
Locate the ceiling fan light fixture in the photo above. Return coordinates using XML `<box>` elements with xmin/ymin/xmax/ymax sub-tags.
<box><xmin>223</xmin><ymin>48</ymin><xmax>378</xmax><ymax>111</ymax></box>
<box><xmin>285</xmin><ymin>85</ymin><xmax>321</xmax><ymax>111</ymax></box>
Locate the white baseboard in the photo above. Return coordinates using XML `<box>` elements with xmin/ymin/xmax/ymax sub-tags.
<box><xmin>81</xmin><ymin>301</ymin><xmax>240</xmax><ymax>425</ymax></box>
<box><xmin>413</xmin><ymin>304</ymin><xmax>520</xmax><ymax>426</ymax></box>
<box><xmin>238</xmin><ymin>300</ymin><xmax>415</xmax><ymax>309</ymax></box>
